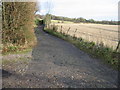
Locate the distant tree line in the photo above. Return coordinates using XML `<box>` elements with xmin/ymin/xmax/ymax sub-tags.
<box><xmin>36</xmin><ymin>14</ymin><xmax>118</xmax><ymax>25</ymax></box>
<box><xmin>51</xmin><ymin>14</ymin><xmax>118</xmax><ymax>25</ymax></box>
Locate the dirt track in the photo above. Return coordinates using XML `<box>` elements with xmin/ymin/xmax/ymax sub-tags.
<box><xmin>2</xmin><ymin>25</ymin><xmax>118</xmax><ymax>88</ymax></box>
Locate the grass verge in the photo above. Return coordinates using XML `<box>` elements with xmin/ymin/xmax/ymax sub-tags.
<box><xmin>44</xmin><ymin>28</ymin><xmax>119</xmax><ymax>70</ymax></box>
<box><xmin>2</xmin><ymin>47</ymin><xmax>32</xmax><ymax>56</ymax></box>
<box><xmin>2</xmin><ymin>56</ymin><xmax>31</xmax><ymax>65</ymax></box>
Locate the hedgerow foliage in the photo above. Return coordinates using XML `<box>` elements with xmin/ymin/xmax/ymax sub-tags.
<box><xmin>2</xmin><ymin>2</ymin><xmax>37</xmax><ymax>53</ymax></box>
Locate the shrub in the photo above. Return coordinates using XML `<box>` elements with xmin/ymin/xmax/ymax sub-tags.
<box><xmin>2</xmin><ymin>2</ymin><xmax>37</xmax><ymax>54</ymax></box>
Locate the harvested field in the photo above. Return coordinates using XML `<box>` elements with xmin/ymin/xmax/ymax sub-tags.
<box><xmin>51</xmin><ymin>23</ymin><xmax>118</xmax><ymax>50</ymax></box>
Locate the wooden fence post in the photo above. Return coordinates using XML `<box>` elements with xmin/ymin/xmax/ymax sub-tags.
<box><xmin>116</xmin><ymin>40</ymin><xmax>120</xmax><ymax>52</ymax></box>
<box><xmin>67</xmin><ymin>27</ymin><xmax>71</xmax><ymax>34</ymax></box>
<box><xmin>75</xmin><ymin>29</ymin><xmax>77</xmax><ymax>33</ymax></box>
<box><xmin>60</xmin><ymin>26</ymin><xmax>63</xmax><ymax>33</ymax></box>
<box><xmin>73</xmin><ymin>29</ymin><xmax>77</xmax><ymax>38</ymax></box>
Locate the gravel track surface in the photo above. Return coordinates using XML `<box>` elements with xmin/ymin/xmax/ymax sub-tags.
<box><xmin>2</xmin><ymin>25</ymin><xmax>118</xmax><ymax>88</ymax></box>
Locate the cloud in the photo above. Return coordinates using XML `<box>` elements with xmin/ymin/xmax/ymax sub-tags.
<box><xmin>39</xmin><ymin>0</ymin><xmax>119</xmax><ymax>20</ymax></box>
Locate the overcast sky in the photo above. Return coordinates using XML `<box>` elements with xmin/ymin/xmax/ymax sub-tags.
<box><xmin>38</xmin><ymin>0</ymin><xmax>119</xmax><ymax>21</ymax></box>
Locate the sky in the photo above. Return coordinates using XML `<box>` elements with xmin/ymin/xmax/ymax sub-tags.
<box><xmin>37</xmin><ymin>0</ymin><xmax>119</xmax><ymax>21</ymax></box>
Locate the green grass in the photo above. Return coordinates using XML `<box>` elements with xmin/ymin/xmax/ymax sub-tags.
<box><xmin>2</xmin><ymin>47</ymin><xmax>32</xmax><ymax>65</ymax></box>
<box><xmin>2</xmin><ymin>56</ymin><xmax>31</xmax><ymax>66</ymax></box>
<box><xmin>51</xmin><ymin>20</ymin><xmax>74</xmax><ymax>24</ymax></box>
<box><xmin>2</xmin><ymin>47</ymin><xmax>32</xmax><ymax>56</ymax></box>
<box><xmin>44</xmin><ymin>28</ymin><xmax>119</xmax><ymax>70</ymax></box>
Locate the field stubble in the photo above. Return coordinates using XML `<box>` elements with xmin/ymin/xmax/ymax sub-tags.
<box><xmin>53</xmin><ymin>23</ymin><xmax>118</xmax><ymax>50</ymax></box>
